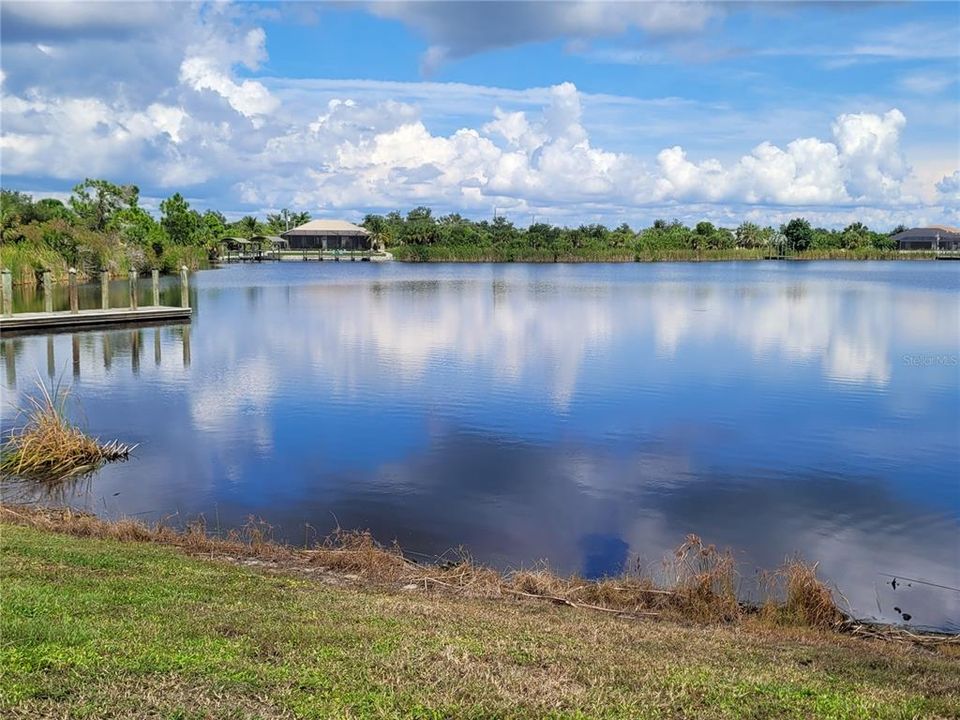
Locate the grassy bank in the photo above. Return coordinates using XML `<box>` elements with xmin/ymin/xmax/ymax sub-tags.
<box><xmin>390</xmin><ymin>245</ymin><xmax>932</xmax><ymax>263</ymax></box>
<box><xmin>0</xmin><ymin>240</ymin><xmax>207</xmax><ymax>286</ymax></box>
<box><xmin>2</xmin><ymin>512</ymin><xmax>958</xmax><ymax>719</ymax></box>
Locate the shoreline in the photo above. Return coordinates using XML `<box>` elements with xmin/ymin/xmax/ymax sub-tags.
<box><xmin>2</xmin><ymin>502</ymin><xmax>954</xmax><ymax>644</ymax></box>
<box><xmin>3</xmin><ymin>503</ymin><xmax>958</xmax><ymax>719</ymax></box>
<box><xmin>3</xmin><ymin>251</ymin><xmax>946</xmax><ymax>287</ymax></box>
<box><xmin>389</xmin><ymin>248</ymin><xmax>942</xmax><ymax>263</ymax></box>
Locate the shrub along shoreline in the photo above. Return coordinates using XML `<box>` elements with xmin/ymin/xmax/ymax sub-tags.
<box><xmin>2</xmin><ymin>504</ymin><xmax>958</xmax><ymax>719</ymax></box>
<box><xmin>390</xmin><ymin>245</ymin><xmax>934</xmax><ymax>263</ymax></box>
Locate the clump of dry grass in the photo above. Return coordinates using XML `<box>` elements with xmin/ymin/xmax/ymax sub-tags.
<box><xmin>781</xmin><ymin>558</ymin><xmax>842</xmax><ymax>629</ymax></box>
<box><xmin>0</xmin><ymin>380</ymin><xmax>135</xmax><ymax>481</ymax></box>
<box><xmin>664</xmin><ymin>534</ymin><xmax>741</xmax><ymax>622</ymax></box>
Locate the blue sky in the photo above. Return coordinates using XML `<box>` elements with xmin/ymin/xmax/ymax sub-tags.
<box><xmin>1</xmin><ymin>1</ymin><xmax>958</xmax><ymax>228</ymax></box>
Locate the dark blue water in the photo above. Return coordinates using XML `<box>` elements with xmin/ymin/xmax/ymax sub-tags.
<box><xmin>2</xmin><ymin>261</ymin><xmax>958</xmax><ymax>630</ymax></box>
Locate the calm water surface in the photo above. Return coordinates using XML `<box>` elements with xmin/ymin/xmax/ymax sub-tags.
<box><xmin>2</xmin><ymin>262</ymin><xmax>958</xmax><ymax>630</ymax></box>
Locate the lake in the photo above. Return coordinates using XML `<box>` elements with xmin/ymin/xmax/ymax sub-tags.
<box><xmin>2</xmin><ymin>261</ymin><xmax>958</xmax><ymax>630</ymax></box>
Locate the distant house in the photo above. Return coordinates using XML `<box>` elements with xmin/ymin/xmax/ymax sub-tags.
<box><xmin>280</xmin><ymin>220</ymin><xmax>372</xmax><ymax>251</ymax></box>
<box><xmin>892</xmin><ymin>226</ymin><xmax>960</xmax><ymax>251</ymax></box>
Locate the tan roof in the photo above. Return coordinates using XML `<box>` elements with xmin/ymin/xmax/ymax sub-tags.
<box><xmin>893</xmin><ymin>226</ymin><xmax>960</xmax><ymax>239</ymax></box>
<box><xmin>282</xmin><ymin>220</ymin><xmax>370</xmax><ymax>237</ymax></box>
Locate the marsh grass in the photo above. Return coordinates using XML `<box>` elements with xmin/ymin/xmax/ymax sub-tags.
<box><xmin>0</xmin><ymin>379</ymin><xmax>135</xmax><ymax>482</ymax></box>
<box><xmin>0</xmin><ymin>504</ymin><xmax>825</xmax><ymax>627</ymax></box>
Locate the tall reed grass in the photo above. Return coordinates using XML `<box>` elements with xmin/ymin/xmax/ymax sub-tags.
<box><xmin>0</xmin><ymin>379</ymin><xmax>135</xmax><ymax>481</ymax></box>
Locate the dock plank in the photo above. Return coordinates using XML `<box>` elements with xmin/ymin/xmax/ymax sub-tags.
<box><xmin>0</xmin><ymin>306</ymin><xmax>191</xmax><ymax>334</ymax></box>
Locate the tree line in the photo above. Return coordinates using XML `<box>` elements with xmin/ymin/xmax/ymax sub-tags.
<box><xmin>361</xmin><ymin>207</ymin><xmax>905</xmax><ymax>256</ymax></box>
<box><xmin>0</xmin><ymin>180</ymin><xmax>311</xmax><ymax>282</ymax></box>
<box><xmin>1</xmin><ymin>177</ymin><xmax>914</xmax><ymax>282</ymax></box>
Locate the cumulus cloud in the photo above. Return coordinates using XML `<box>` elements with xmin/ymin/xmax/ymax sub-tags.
<box><xmin>0</xmin><ymin>92</ymin><xmax>188</xmax><ymax>179</ymax></box>
<box><xmin>177</xmin><ymin>20</ymin><xmax>278</xmax><ymax>122</ymax></box>
<box><xmin>180</xmin><ymin>55</ymin><xmax>278</xmax><ymax>120</ymax></box>
<box><xmin>937</xmin><ymin>171</ymin><xmax>960</xmax><ymax>203</ymax></box>
<box><xmin>0</xmin><ymin>3</ymin><xmax>954</xmax><ymax>226</ymax></box>
<box><xmin>654</xmin><ymin>109</ymin><xmax>910</xmax><ymax>205</ymax></box>
<box><xmin>0</xmin><ymin>67</ymin><xmax>946</xmax><ymax>223</ymax></box>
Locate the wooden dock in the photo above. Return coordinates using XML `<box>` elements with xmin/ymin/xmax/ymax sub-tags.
<box><xmin>0</xmin><ymin>266</ymin><xmax>193</xmax><ymax>337</ymax></box>
<box><xmin>1</xmin><ymin>306</ymin><xmax>191</xmax><ymax>335</ymax></box>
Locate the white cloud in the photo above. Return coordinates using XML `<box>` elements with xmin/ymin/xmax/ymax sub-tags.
<box><xmin>653</xmin><ymin>108</ymin><xmax>910</xmax><ymax>206</ymax></box>
<box><xmin>0</xmin><ymin>3</ymin><xmax>954</xmax><ymax>227</ymax></box>
<box><xmin>0</xmin><ymin>92</ymin><xmax>191</xmax><ymax>179</ymax></box>
<box><xmin>937</xmin><ymin>171</ymin><xmax>960</xmax><ymax>203</ymax></box>
<box><xmin>180</xmin><ymin>55</ymin><xmax>278</xmax><ymax>120</ymax></box>
<box><xmin>3</xmin><ymin>70</ymin><xmax>952</xmax><ymax>226</ymax></box>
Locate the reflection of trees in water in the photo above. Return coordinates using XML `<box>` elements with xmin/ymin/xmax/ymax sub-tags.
<box><xmin>9</xmin><ymin>276</ymin><xmax>186</xmax><ymax>314</ymax></box>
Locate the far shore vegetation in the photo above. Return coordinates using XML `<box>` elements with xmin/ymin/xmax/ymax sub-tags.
<box><xmin>0</xmin><ymin>179</ymin><xmax>932</xmax><ymax>284</ymax></box>
<box><xmin>1</xmin><ymin>178</ymin><xmax>930</xmax><ymax>286</ymax></box>
<box><xmin>2</xmin><ymin>507</ymin><xmax>958</xmax><ymax>719</ymax></box>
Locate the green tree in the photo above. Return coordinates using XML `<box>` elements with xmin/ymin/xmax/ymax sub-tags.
<box><xmin>197</xmin><ymin>210</ymin><xmax>227</xmax><ymax>249</ymax></box>
<box><xmin>160</xmin><ymin>193</ymin><xmax>201</xmax><ymax>246</ymax></box>
<box><xmin>840</xmin><ymin>222</ymin><xmax>870</xmax><ymax>249</ymax></box>
<box><xmin>781</xmin><ymin>218</ymin><xmax>813</xmax><ymax>252</ymax></box>
<box><xmin>0</xmin><ymin>189</ymin><xmax>32</xmax><ymax>242</ymax></box>
<box><xmin>70</xmin><ymin>179</ymin><xmax>139</xmax><ymax>231</ymax></box>
<box><xmin>267</xmin><ymin>209</ymin><xmax>306</xmax><ymax>233</ymax></box>
<box><xmin>237</xmin><ymin>215</ymin><xmax>261</xmax><ymax>238</ymax></box>
<box><xmin>112</xmin><ymin>206</ymin><xmax>158</xmax><ymax>246</ymax></box>
<box><xmin>735</xmin><ymin>222</ymin><xmax>768</xmax><ymax>249</ymax></box>
<box><xmin>33</xmin><ymin>198</ymin><xmax>73</xmax><ymax>223</ymax></box>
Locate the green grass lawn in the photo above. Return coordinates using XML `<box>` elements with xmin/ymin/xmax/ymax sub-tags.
<box><xmin>2</xmin><ymin>522</ymin><xmax>958</xmax><ymax>719</ymax></box>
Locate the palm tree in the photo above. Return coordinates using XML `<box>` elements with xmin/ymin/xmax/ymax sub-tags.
<box><xmin>238</xmin><ymin>215</ymin><xmax>259</xmax><ymax>237</ymax></box>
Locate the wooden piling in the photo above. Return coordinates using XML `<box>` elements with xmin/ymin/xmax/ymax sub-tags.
<box><xmin>1</xmin><ymin>268</ymin><xmax>12</xmax><ymax>317</ymax></box>
<box><xmin>152</xmin><ymin>269</ymin><xmax>160</xmax><ymax>306</ymax></box>
<box><xmin>102</xmin><ymin>335</ymin><xmax>112</xmax><ymax>370</ymax></box>
<box><xmin>3</xmin><ymin>340</ymin><xmax>15</xmax><ymax>387</ymax></box>
<box><xmin>129</xmin><ymin>271</ymin><xmax>138</xmax><ymax>310</ymax></box>
<box><xmin>180</xmin><ymin>266</ymin><xmax>189</xmax><ymax>308</ymax></box>
<box><xmin>46</xmin><ymin>336</ymin><xmax>55</xmax><ymax>379</ymax></box>
<box><xmin>69</xmin><ymin>268</ymin><xmax>79</xmax><ymax>314</ymax></box>
<box><xmin>101</xmin><ymin>271</ymin><xmax>110</xmax><ymax>309</ymax></box>
<box><xmin>43</xmin><ymin>271</ymin><xmax>53</xmax><ymax>313</ymax></box>
<box><xmin>131</xmin><ymin>330</ymin><xmax>141</xmax><ymax>375</ymax></box>
<box><xmin>72</xmin><ymin>334</ymin><xmax>80</xmax><ymax>378</ymax></box>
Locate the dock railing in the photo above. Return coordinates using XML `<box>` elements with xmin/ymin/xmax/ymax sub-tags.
<box><xmin>0</xmin><ymin>266</ymin><xmax>192</xmax><ymax>333</ymax></box>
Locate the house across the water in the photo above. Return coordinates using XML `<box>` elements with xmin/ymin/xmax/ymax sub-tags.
<box><xmin>280</xmin><ymin>220</ymin><xmax>372</xmax><ymax>251</ymax></box>
<box><xmin>892</xmin><ymin>226</ymin><xmax>960</xmax><ymax>251</ymax></box>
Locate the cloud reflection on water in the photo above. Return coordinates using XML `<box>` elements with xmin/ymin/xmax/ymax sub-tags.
<box><xmin>1</xmin><ymin>263</ymin><xmax>957</xmax><ymax>629</ymax></box>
